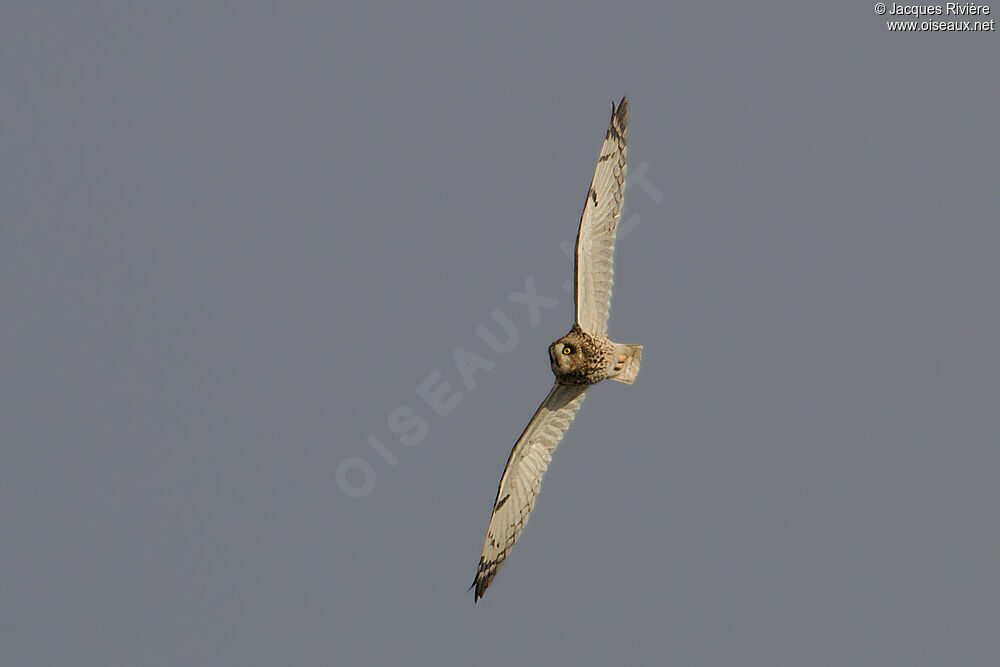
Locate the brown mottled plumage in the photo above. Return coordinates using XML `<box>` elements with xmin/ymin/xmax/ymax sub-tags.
<box><xmin>471</xmin><ymin>97</ymin><xmax>644</xmax><ymax>602</ymax></box>
<box><xmin>548</xmin><ymin>325</ymin><xmax>617</xmax><ymax>385</ymax></box>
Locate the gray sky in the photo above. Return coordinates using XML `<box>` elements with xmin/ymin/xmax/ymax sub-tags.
<box><xmin>2</xmin><ymin>2</ymin><xmax>998</xmax><ymax>665</ymax></box>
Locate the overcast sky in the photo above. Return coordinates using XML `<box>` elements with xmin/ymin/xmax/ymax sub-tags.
<box><xmin>2</xmin><ymin>2</ymin><xmax>998</xmax><ymax>665</ymax></box>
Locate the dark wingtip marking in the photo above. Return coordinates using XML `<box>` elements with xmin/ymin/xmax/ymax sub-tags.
<box><xmin>609</xmin><ymin>96</ymin><xmax>628</xmax><ymax>142</ymax></box>
<box><xmin>590</xmin><ymin>189</ymin><xmax>598</xmax><ymax>206</ymax></box>
<box><xmin>469</xmin><ymin>558</ymin><xmax>485</xmax><ymax>602</ymax></box>
<box><xmin>471</xmin><ymin>555</ymin><xmax>503</xmax><ymax>602</ymax></box>
<box><xmin>615</xmin><ymin>96</ymin><xmax>629</xmax><ymax>120</ymax></box>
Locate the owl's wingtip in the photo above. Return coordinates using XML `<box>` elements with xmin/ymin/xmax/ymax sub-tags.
<box><xmin>470</xmin><ymin>578</ymin><xmax>486</xmax><ymax>603</ymax></box>
<box><xmin>613</xmin><ymin>95</ymin><xmax>628</xmax><ymax>116</ymax></box>
<box><xmin>609</xmin><ymin>96</ymin><xmax>628</xmax><ymax>140</ymax></box>
<box><xmin>470</xmin><ymin>559</ymin><xmax>490</xmax><ymax>603</ymax></box>
<box><xmin>469</xmin><ymin>579</ymin><xmax>481</xmax><ymax>603</ymax></box>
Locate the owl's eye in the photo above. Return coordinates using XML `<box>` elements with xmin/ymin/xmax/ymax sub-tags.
<box><xmin>561</xmin><ymin>346</ymin><xmax>573</xmax><ymax>355</ymax></box>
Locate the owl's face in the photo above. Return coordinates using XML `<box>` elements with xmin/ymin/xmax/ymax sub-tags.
<box><xmin>549</xmin><ymin>331</ymin><xmax>588</xmax><ymax>376</ymax></box>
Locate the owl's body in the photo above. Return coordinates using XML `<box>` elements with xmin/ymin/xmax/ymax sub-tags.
<box><xmin>549</xmin><ymin>325</ymin><xmax>641</xmax><ymax>386</ymax></box>
<box><xmin>471</xmin><ymin>97</ymin><xmax>644</xmax><ymax>602</ymax></box>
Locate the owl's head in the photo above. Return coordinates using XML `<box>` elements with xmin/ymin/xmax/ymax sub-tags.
<box><xmin>549</xmin><ymin>330</ymin><xmax>587</xmax><ymax>376</ymax></box>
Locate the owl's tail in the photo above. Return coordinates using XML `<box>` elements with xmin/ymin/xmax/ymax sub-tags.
<box><xmin>611</xmin><ymin>343</ymin><xmax>643</xmax><ymax>385</ymax></box>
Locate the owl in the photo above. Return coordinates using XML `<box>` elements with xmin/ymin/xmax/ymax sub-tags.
<box><xmin>471</xmin><ymin>97</ymin><xmax>643</xmax><ymax>602</ymax></box>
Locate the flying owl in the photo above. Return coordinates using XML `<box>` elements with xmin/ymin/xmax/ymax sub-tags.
<box><xmin>471</xmin><ymin>97</ymin><xmax>643</xmax><ymax>602</ymax></box>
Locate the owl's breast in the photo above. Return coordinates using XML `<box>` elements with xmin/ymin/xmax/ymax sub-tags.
<box><xmin>551</xmin><ymin>327</ymin><xmax>616</xmax><ymax>385</ymax></box>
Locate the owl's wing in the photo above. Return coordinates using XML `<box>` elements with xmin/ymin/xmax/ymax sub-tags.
<box><xmin>574</xmin><ymin>96</ymin><xmax>628</xmax><ymax>337</ymax></box>
<box><xmin>471</xmin><ymin>382</ymin><xmax>588</xmax><ymax>601</ymax></box>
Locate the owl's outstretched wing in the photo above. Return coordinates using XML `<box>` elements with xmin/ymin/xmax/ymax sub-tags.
<box><xmin>471</xmin><ymin>383</ymin><xmax>588</xmax><ymax>602</ymax></box>
<box><xmin>574</xmin><ymin>96</ymin><xmax>628</xmax><ymax>337</ymax></box>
